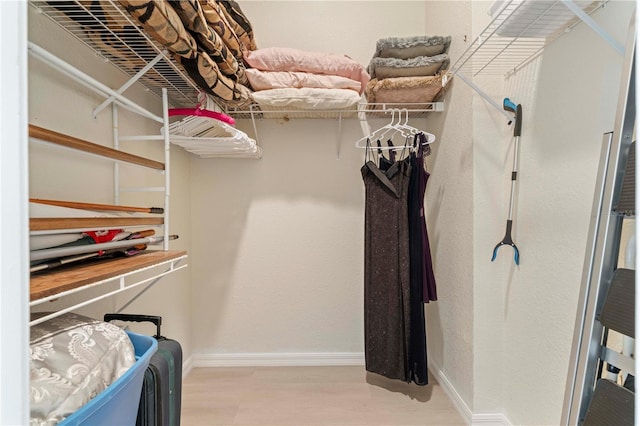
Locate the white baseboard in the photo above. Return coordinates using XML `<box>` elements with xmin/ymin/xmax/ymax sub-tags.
<box><xmin>428</xmin><ymin>359</ymin><xmax>473</xmax><ymax>424</ymax></box>
<box><xmin>471</xmin><ymin>413</ymin><xmax>512</xmax><ymax>425</ymax></box>
<box><xmin>427</xmin><ymin>359</ymin><xmax>512</xmax><ymax>426</ymax></box>
<box><xmin>191</xmin><ymin>352</ymin><xmax>365</xmax><ymax>367</ymax></box>
<box><xmin>182</xmin><ymin>355</ymin><xmax>193</xmax><ymax>379</ymax></box>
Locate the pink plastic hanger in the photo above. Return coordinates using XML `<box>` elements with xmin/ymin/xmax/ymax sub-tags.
<box><xmin>168</xmin><ymin>108</ymin><xmax>235</xmax><ymax>126</ymax></box>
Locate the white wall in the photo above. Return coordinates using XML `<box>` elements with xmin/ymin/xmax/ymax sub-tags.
<box><xmin>496</xmin><ymin>2</ymin><xmax>634</xmax><ymax>423</ymax></box>
<box><xmin>189</xmin><ymin>1</ymin><xmax>430</xmax><ymax>359</ymax></box>
<box><xmin>421</xmin><ymin>1</ymin><xmax>475</xmax><ymax>411</ymax></box>
<box><xmin>24</xmin><ymin>1</ymin><xmax>636</xmax><ymax>424</ymax></box>
<box><xmin>466</xmin><ymin>1</ymin><xmax>634</xmax><ymax>424</ymax></box>
<box><xmin>0</xmin><ymin>2</ymin><xmax>30</xmax><ymax>424</ymax></box>
<box><xmin>28</xmin><ymin>8</ymin><xmax>193</xmax><ymax>356</ymax></box>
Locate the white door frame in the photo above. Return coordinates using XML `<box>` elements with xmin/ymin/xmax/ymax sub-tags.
<box><xmin>0</xmin><ymin>1</ymin><xmax>30</xmax><ymax>424</ymax></box>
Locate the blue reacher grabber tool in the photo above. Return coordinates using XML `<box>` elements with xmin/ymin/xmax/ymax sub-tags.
<box><xmin>491</xmin><ymin>98</ymin><xmax>522</xmax><ymax>265</ymax></box>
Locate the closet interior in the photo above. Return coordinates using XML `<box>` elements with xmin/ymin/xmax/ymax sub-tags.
<box><xmin>2</xmin><ymin>0</ymin><xmax>635</xmax><ymax>424</ymax></box>
<box><xmin>27</xmin><ymin>46</ymin><xmax>187</xmax><ymax>327</ymax></box>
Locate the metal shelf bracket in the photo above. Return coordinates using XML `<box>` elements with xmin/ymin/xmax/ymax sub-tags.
<box><xmin>561</xmin><ymin>0</ymin><xmax>624</xmax><ymax>55</ymax></box>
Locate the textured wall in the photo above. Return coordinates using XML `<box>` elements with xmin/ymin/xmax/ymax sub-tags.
<box><xmin>190</xmin><ymin>121</ymin><xmax>366</xmax><ymax>354</ymax></box>
<box><xmin>469</xmin><ymin>1</ymin><xmax>511</xmax><ymax>416</ymax></box>
<box><xmin>28</xmin><ymin>1</ymin><xmax>635</xmax><ymax>423</ymax></box>
<box><xmin>424</xmin><ymin>0</ymin><xmax>634</xmax><ymax>423</ymax></box>
<box><xmin>496</xmin><ymin>2</ymin><xmax>634</xmax><ymax>424</ymax></box>
<box><xmin>189</xmin><ymin>1</ymin><xmax>430</xmax><ymax>356</ymax></box>
<box><xmin>468</xmin><ymin>1</ymin><xmax>635</xmax><ymax>424</ymax></box>
<box><xmin>422</xmin><ymin>0</ymin><xmax>475</xmax><ymax>411</ymax></box>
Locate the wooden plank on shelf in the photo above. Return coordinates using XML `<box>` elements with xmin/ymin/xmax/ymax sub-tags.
<box><xmin>30</xmin><ymin>250</ymin><xmax>187</xmax><ymax>301</ymax></box>
<box><xmin>29</xmin><ymin>124</ymin><xmax>165</xmax><ymax>170</ymax></box>
<box><xmin>30</xmin><ymin>198</ymin><xmax>164</xmax><ymax>214</ymax></box>
<box><xmin>30</xmin><ymin>217</ymin><xmax>164</xmax><ymax>231</ymax></box>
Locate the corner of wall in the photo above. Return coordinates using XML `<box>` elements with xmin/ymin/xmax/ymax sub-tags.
<box><xmin>429</xmin><ymin>357</ymin><xmax>513</xmax><ymax>426</ymax></box>
<box><xmin>428</xmin><ymin>358</ymin><xmax>473</xmax><ymax>425</ymax></box>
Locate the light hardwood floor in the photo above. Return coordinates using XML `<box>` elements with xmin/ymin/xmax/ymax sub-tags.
<box><xmin>182</xmin><ymin>366</ymin><xmax>465</xmax><ymax>425</ymax></box>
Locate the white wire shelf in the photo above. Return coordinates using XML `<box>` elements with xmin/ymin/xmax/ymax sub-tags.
<box><xmin>225</xmin><ymin>101</ymin><xmax>446</xmax><ymax>121</ymax></box>
<box><xmin>30</xmin><ymin>0</ymin><xmax>449</xmax><ymax>123</ymax></box>
<box><xmin>29</xmin><ymin>0</ymin><xmax>449</xmax><ymax>161</ymax></box>
<box><xmin>29</xmin><ymin>0</ymin><xmax>200</xmax><ymax>107</ymax></box>
<box><xmin>450</xmin><ymin>0</ymin><xmax>608</xmax><ymax>78</ymax></box>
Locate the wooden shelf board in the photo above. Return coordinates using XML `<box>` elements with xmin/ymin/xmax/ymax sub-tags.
<box><xmin>30</xmin><ymin>217</ymin><xmax>164</xmax><ymax>231</ymax></box>
<box><xmin>30</xmin><ymin>250</ymin><xmax>187</xmax><ymax>301</ymax></box>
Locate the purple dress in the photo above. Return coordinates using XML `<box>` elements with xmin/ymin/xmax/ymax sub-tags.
<box><xmin>414</xmin><ymin>133</ymin><xmax>437</xmax><ymax>302</ymax></box>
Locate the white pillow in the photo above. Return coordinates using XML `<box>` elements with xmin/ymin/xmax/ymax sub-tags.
<box><xmin>245</xmin><ymin>69</ymin><xmax>361</xmax><ymax>92</ymax></box>
<box><xmin>244</xmin><ymin>47</ymin><xmax>370</xmax><ymax>94</ymax></box>
<box><xmin>251</xmin><ymin>88</ymin><xmax>362</xmax><ymax>110</ymax></box>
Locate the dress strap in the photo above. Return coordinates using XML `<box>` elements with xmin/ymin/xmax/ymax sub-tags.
<box><xmin>386</xmin><ymin>139</ymin><xmax>396</xmax><ymax>162</ymax></box>
<box><xmin>365</xmin><ymin>138</ymin><xmax>374</xmax><ymax>165</ymax></box>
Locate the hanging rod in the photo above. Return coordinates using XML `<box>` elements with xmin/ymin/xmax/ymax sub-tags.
<box><xmin>29</xmin><ymin>124</ymin><xmax>165</xmax><ymax>170</ymax></box>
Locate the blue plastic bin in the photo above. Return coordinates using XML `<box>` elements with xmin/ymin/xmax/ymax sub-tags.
<box><xmin>59</xmin><ymin>331</ymin><xmax>158</xmax><ymax>426</ymax></box>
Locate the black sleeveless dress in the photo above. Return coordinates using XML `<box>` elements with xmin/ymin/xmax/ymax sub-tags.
<box><xmin>362</xmin><ymin>142</ymin><xmax>412</xmax><ymax>382</ymax></box>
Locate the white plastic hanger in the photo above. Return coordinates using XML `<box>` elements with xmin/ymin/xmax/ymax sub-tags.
<box><xmin>355</xmin><ymin>108</ymin><xmax>436</xmax><ymax>149</ymax></box>
<box><xmin>166</xmin><ymin>92</ymin><xmax>235</xmax><ymax>137</ymax></box>
<box><xmin>169</xmin><ymin>116</ymin><xmax>254</xmax><ymax>147</ymax></box>
<box><xmin>355</xmin><ymin>109</ymin><xmax>406</xmax><ymax>149</ymax></box>
<box><xmin>394</xmin><ymin>109</ymin><xmax>436</xmax><ymax>143</ymax></box>
<box><xmin>164</xmin><ymin>92</ymin><xmax>260</xmax><ymax>158</ymax></box>
<box><xmin>396</xmin><ymin>109</ymin><xmax>418</xmax><ymax>136</ymax></box>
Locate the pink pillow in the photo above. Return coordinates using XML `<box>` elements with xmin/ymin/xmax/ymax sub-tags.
<box><xmin>244</xmin><ymin>47</ymin><xmax>370</xmax><ymax>94</ymax></box>
<box><xmin>245</xmin><ymin>69</ymin><xmax>361</xmax><ymax>92</ymax></box>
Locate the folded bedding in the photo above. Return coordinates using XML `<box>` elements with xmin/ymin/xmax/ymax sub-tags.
<box><xmin>217</xmin><ymin>0</ymin><xmax>258</xmax><ymax>52</ymax></box>
<box><xmin>365</xmin><ymin>75</ymin><xmax>445</xmax><ymax>106</ymax></box>
<box><xmin>48</xmin><ymin>1</ymin><xmax>168</xmax><ymax>82</ymax></box>
<box><xmin>244</xmin><ymin>47</ymin><xmax>370</xmax><ymax>94</ymax></box>
<box><xmin>169</xmin><ymin>0</ymin><xmax>248</xmax><ymax>84</ymax></box>
<box><xmin>245</xmin><ymin>69</ymin><xmax>361</xmax><ymax>92</ymax></box>
<box><xmin>368</xmin><ymin>54</ymin><xmax>450</xmax><ymax>79</ymax></box>
<box><xmin>30</xmin><ymin>313</ymin><xmax>135</xmax><ymax>425</ymax></box>
<box><xmin>48</xmin><ymin>0</ymin><xmax>260</xmax><ymax>109</ymax></box>
<box><xmin>117</xmin><ymin>0</ymin><xmax>197</xmax><ymax>60</ymax></box>
<box><xmin>374</xmin><ymin>35</ymin><xmax>452</xmax><ymax>59</ymax></box>
<box><xmin>118</xmin><ymin>0</ymin><xmax>252</xmax><ymax>106</ymax></box>
<box><xmin>251</xmin><ymin>87</ymin><xmax>362</xmax><ymax>110</ymax></box>
<box><xmin>199</xmin><ymin>0</ymin><xmax>245</xmax><ymax>60</ymax></box>
<box><xmin>49</xmin><ymin>0</ymin><xmax>260</xmax><ymax>108</ymax></box>
<box><xmin>177</xmin><ymin>54</ymin><xmax>252</xmax><ymax>107</ymax></box>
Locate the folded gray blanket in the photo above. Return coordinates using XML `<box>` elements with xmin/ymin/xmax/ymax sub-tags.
<box><xmin>375</xmin><ymin>35</ymin><xmax>451</xmax><ymax>59</ymax></box>
<box><xmin>368</xmin><ymin>53</ymin><xmax>450</xmax><ymax>79</ymax></box>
